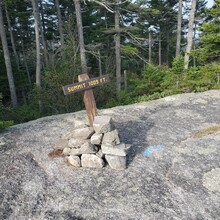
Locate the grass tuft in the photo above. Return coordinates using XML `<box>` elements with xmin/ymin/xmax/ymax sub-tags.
<box><xmin>192</xmin><ymin>125</ymin><xmax>220</xmax><ymax>138</ymax></box>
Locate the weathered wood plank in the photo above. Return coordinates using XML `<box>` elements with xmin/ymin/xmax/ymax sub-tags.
<box><xmin>62</xmin><ymin>75</ymin><xmax>109</xmax><ymax>95</ymax></box>
<box><xmin>78</xmin><ymin>74</ymin><xmax>98</xmax><ymax>127</ymax></box>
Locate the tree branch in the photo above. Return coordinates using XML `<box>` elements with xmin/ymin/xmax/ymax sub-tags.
<box><xmin>87</xmin><ymin>0</ymin><xmax>114</xmax><ymax>13</ymax></box>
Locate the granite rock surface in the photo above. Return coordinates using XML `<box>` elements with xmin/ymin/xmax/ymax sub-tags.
<box><xmin>0</xmin><ymin>90</ymin><xmax>220</xmax><ymax>220</ymax></box>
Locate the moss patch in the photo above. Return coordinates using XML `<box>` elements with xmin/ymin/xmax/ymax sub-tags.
<box><xmin>192</xmin><ymin>125</ymin><xmax>220</xmax><ymax>138</ymax></box>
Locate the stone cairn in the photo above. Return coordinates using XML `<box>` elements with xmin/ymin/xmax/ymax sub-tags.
<box><xmin>60</xmin><ymin>116</ymin><xmax>128</xmax><ymax>170</ymax></box>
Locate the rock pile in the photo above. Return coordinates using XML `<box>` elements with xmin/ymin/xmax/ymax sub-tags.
<box><xmin>59</xmin><ymin>116</ymin><xmax>128</xmax><ymax>170</ymax></box>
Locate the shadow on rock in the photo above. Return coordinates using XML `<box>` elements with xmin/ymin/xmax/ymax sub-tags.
<box><xmin>115</xmin><ymin>116</ymin><xmax>154</xmax><ymax>166</ymax></box>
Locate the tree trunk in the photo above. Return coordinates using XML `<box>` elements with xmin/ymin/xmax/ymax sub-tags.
<box><xmin>193</xmin><ymin>23</ymin><xmax>197</xmax><ymax>67</ymax></box>
<box><xmin>148</xmin><ymin>32</ymin><xmax>152</xmax><ymax>63</ymax></box>
<box><xmin>74</xmin><ymin>0</ymin><xmax>88</xmax><ymax>74</ymax></box>
<box><xmin>158</xmin><ymin>32</ymin><xmax>161</xmax><ymax>66</ymax></box>
<box><xmin>5</xmin><ymin>6</ymin><xmax>20</xmax><ymax>71</ymax></box>
<box><xmin>124</xmin><ymin>70</ymin><xmax>127</xmax><ymax>90</ymax></box>
<box><xmin>184</xmin><ymin>0</ymin><xmax>197</xmax><ymax>70</ymax></box>
<box><xmin>98</xmin><ymin>50</ymin><xmax>102</xmax><ymax>76</ymax></box>
<box><xmin>39</xmin><ymin>0</ymin><xmax>49</xmax><ymax>66</ymax></box>
<box><xmin>176</xmin><ymin>0</ymin><xmax>182</xmax><ymax>57</ymax></box>
<box><xmin>0</xmin><ymin>0</ymin><xmax>18</xmax><ymax>107</ymax></box>
<box><xmin>166</xmin><ymin>32</ymin><xmax>170</xmax><ymax>66</ymax></box>
<box><xmin>31</xmin><ymin>0</ymin><xmax>41</xmax><ymax>88</ymax></box>
<box><xmin>74</xmin><ymin>0</ymin><xmax>97</xmax><ymax>126</ymax></box>
<box><xmin>5</xmin><ymin>6</ymin><xmax>28</xmax><ymax>105</ymax></box>
<box><xmin>21</xmin><ymin>39</ymin><xmax>32</xmax><ymax>85</ymax></box>
<box><xmin>115</xmin><ymin>0</ymin><xmax>121</xmax><ymax>91</ymax></box>
<box><xmin>55</xmin><ymin>0</ymin><xmax>65</xmax><ymax>54</ymax></box>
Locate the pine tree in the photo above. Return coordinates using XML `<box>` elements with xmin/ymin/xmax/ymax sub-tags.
<box><xmin>0</xmin><ymin>0</ymin><xmax>18</xmax><ymax>107</ymax></box>
<box><xmin>198</xmin><ymin>0</ymin><xmax>220</xmax><ymax>63</ymax></box>
<box><xmin>184</xmin><ymin>0</ymin><xmax>197</xmax><ymax>70</ymax></box>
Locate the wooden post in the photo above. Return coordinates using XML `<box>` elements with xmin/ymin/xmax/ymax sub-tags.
<box><xmin>78</xmin><ymin>74</ymin><xmax>97</xmax><ymax>127</ymax></box>
<box><xmin>62</xmin><ymin>74</ymin><xmax>110</xmax><ymax>127</ymax></box>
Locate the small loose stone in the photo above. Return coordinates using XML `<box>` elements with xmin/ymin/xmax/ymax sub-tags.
<box><xmin>80</xmin><ymin>142</ymin><xmax>98</xmax><ymax>154</ymax></box>
<box><xmin>101</xmin><ymin>143</ymin><xmax>126</xmax><ymax>156</ymax></box>
<box><xmin>65</xmin><ymin>155</ymin><xmax>81</xmax><ymax>167</ymax></box>
<box><xmin>68</xmin><ymin>139</ymin><xmax>87</xmax><ymax>148</ymax></box>
<box><xmin>93</xmin><ymin>116</ymin><xmax>114</xmax><ymax>134</ymax></box>
<box><xmin>96</xmin><ymin>149</ymin><xmax>104</xmax><ymax>158</ymax></box>
<box><xmin>69</xmin><ymin>142</ymin><xmax>98</xmax><ymax>156</ymax></box>
<box><xmin>105</xmin><ymin>155</ymin><xmax>126</xmax><ymax>170</ymax></box>
<box><xmin>66</xmin><ymin>127</ymin><xmax>95</xmax><ymax>140</ymax></box>
<box><xmin>63</xmin><ymin>147</ymin><xmax>71</xmax><ymax>156</ymax></box>
<box><xmin>54</xmin><ymin>139</ymin><xmax>69</xmax><ymax>149</ymax></box>
<box><xmin>81</xmin><ymin>154</ymin><xmax>105</xmax><ymax>168</ymax></box>
<box><xmin>102</xmin><ymin>129</ymin><xmax>120</xmax><ymax>146</ymax></box>
<box><xmin>91</xmin><ymin>133</ymin><xmax>103</xmax><ymax>145</ymax></box>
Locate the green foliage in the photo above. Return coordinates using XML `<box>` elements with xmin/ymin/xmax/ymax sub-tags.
<box><xmin>0</xmin><ymin>0</ymin><xmax>219</xmax><ymax>126</ymax></box>
<box><xmin>161</xmin><ymin>55</ymin><xmax>184</xmax><ymax>93</ymax></box>
<box><xmin>135</xmin><ymin>90</ymin><xmax>174</xmax><ymax>103</ymax></box>
<box><xmin>29</xmin><ymin>35</ymin><xmax>83</xmax><ymax>116</ymax></box>
<box><xmin>0</xmin><ymin>93</ymin><xmax>12</xmax><ymax>121</ymax></box>
<box><xmin>191</xmin><ymin>64</ymin><xmax>220</xmax><ymax>90</ymax></box>
<box><xmin>14</xmin><ymin>103</ymin><xmax>41</xmax><ymax>122</ymax></box>
<box><xmin>121</xmin><ymin>45</ymin><xmax>139</xmax><ymax>55</ymax></box>
<box><xmin>0</xmin><ymin>93</ymin><xmax>14</xmax><ymax>131</ymax></box>
<box><xmin>193</xmin><ymin>1</ymin><xmax>220</xmax><ymax>64</ymax></box>
<box><xmin>141</xmin><ymin>63</ymin><xmax>167</xmax><ymax>93</ymax></box>
<box><xmin>0</xmin><ymin>120</ymin><xmax>14</xmax><ymax>132</ymax></box>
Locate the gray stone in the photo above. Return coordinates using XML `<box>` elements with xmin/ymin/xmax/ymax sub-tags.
<box><xmin>93</xmin><ymin>116</ymin><xmax>114</xmax><ymax>134</ymax></box>
<box><xmin>74</xmin><ymin>120</ymin><xmax>88</xmax><ymax>128</ymax></box>
<box><xmin>62</xmin><ymin>147</ymin><xmax>71</xmax><ymax>156</ymax></box>
<box><xmin>69</xmin><ymin>148</ymin><xmax>81</xmax><ymax>156</ymax></box>
<box><xmin>65</xmin><ymin>155</ymin><xmax>81</xmax><ymax>167</ymax></box>
<box><xmin>68</xmin><ymin>138</ymin><xmax>87</xmax><ymax>148</ymax></box>
<box><xmin>105</xmin><ymin>155</ymin><xmax>126</xmax><ymax>170</ymax></box>
<box><xmin>61</xmin><ymin>131</ymin><xmax>73</xmax><ymax>140</ymax></box>
<box><xmin>1</xmin><ymin>90</ymin><xmax>220</xmax><ymax>220</ymax></box>
<box><xmin>64</xmin><ymin>126</ymin><xmax>94</xmax><ymax>140</ymax></box>
<box><xmin>90</xmin><ymin>133</ymin><xmax>103</xmax><ymax>145</ymax></box>
<box><xmin>80</xmin><ymin>142</ymin><xmax>98</xmax><ymax>154</ymax></box>
<box><xmin>203</xmin><ymin>168</ymin><xmax>220</xmax><ymax>192</ymax></box>
<box><xmin>72</xmin><ymin>126</ymin><xmax>95</xmax><ymax>139</ymax></box>
<box><xmin>69</xmin><ymin>142</ymin><xmax>98</xmax><ymax>156</ymax></box>
<box><xmin>102</xmin><ymin>129</ymin><xmax>120</xmax><ymax>145</ymax></box>
<box><xmin>96</xmin><ymin>149</ymin><xmax>104</xmax><ymax>158</ymax></box>
<box><xmin>81</xmin><ymin>154</ymin><xmax>104</xmax><ymax>168</ymax></box>
<box><xmin>101</xmin><ymin>143</ymin><xmax>126</xmax><ymax>156</ymax></box>
<box><xmin>54</xmin><ymin>139</ymin><xmax>68</xmax><ymax>149</ymax></box>
<box><xmin>0</xmin><ymin>137</ymin><xmax>6</xmax><ymax>146</ymax></box>
<box><xmin>62</xmin><ymin>124</ymin><xmax>88</xmax><ymax>140</ymax></box>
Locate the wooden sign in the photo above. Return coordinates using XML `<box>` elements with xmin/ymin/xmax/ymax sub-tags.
<box><xmin>62</xmin><ymin>75</ymin><xmax>110</xmax><ymax>95</ymax></box>
<box><xmin>62</xmin><ymin>74</ymin><xmax>110</xmax><ymax>126</ymax></box>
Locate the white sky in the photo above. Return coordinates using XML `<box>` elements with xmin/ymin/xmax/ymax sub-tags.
<box><xmin>207</xmin><ymin>0</ymin><xmax>214</xmax><ymax>8</ymax></box>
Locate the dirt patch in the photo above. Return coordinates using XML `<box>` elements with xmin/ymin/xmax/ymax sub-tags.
<box><xmin>192</xmin><ymin>125</ymin><xmax>220</xmax><ymax>138</ymax></box>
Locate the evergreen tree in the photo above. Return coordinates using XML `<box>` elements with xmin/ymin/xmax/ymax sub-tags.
<box><xmin>184</xmin><ymin>0</ymin><xmax>197</xmax><ymax>70</ymax></box>
<box><xmin>0</xmin><ymin>0</ymin><xmax>18</xmax><ymax>107</ymax></box>
<box><xmin>195</xmin><ymin>0</ymin><xmax>220</xmax><ymax>63</ymax></box>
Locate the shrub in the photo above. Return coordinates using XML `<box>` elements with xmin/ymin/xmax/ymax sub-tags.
<box><xmin>0</xmin><ymin>120</ymin><xmax>14</xmax><ymax>132</ymax></box>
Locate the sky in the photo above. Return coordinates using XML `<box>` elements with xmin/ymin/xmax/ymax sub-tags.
<box><xmin>207</xmin><ymin>0</ymin><xmax>214</xmax><ymax>8</ymax></box>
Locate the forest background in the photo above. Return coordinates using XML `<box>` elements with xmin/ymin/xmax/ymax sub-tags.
<box><xmin>0</xmin><ymin>0</ymin><xmax>219</xmax><ymax>130</ymax></box>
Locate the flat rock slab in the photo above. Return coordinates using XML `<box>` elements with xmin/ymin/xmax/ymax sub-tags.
<box><xmin>93</xmin><ymin>115</ymin><xmax>114</xmax><ymax>134</ymax></box>
<box><xmin>0</xmin><ymin>90</ymin><xmax>220</xmax><ymax>220</ymax></box>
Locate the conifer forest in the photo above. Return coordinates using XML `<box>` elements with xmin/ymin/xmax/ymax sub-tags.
<box><xmin>0</xmin><ymin>0</ymin><xmax>219</xmax><ymax>129</ymax></box>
